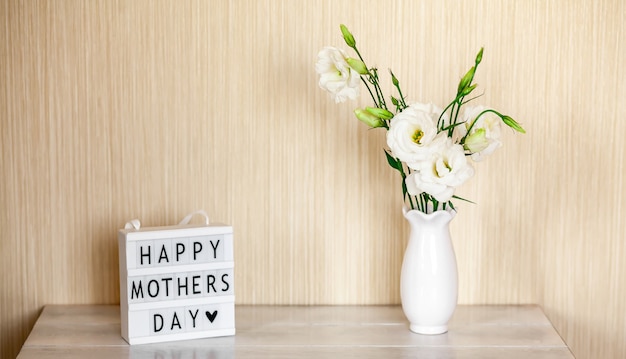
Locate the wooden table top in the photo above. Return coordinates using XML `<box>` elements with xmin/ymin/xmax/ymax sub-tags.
<box><xmin>17</xmin><ymin>304</ymin><xmax>574</xmax><ymax>358</ymax></box>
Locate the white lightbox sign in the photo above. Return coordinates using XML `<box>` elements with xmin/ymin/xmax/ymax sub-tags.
<box><xmin>119</xmin><ymin>213</ymin><xmax>235</xmax><ymax>345</ymax></box>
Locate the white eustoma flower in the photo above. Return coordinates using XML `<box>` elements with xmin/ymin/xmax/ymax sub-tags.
<box><xmin>315</xmin><ymin>47</ymin><xmax>361</xmax><ymax>103</ymax></box>
<box><xmin>461</xmin><ymin>106</ymin><xmax>502</xmax><ymax>161</ymax></box>
<box><xmin>386</xmin><ymin>103</ymin><xmax>445</xmax><ymax>169</ymax></box>
<box><xmin>405</xmin><ymin>137</ymin><xmax>475</xmax><ymax>202</ymax></box>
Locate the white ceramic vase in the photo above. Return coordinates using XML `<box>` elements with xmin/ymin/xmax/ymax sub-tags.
<box><xmin>400</xmin><ymin>206</ymin><xmax>458</xmax><ymax>335</ymax></box>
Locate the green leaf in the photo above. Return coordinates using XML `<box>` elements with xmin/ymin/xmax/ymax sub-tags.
<box><xmin>384</xmin><ymin>150</ymin><xmax>402</xmax><ymax>171</ymax></box>
<box><xmin>452</xmin><ymin>195</ymin><xmax>476</xmax><ymax>204</ymax></box>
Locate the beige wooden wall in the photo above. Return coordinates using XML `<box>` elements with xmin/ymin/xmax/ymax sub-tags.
<box><xmin>1</xmin><ymin>1</ymin><xmax>624</xmax><ymax>358</ymax></box>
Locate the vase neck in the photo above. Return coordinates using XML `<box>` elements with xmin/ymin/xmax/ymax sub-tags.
<box><xmin>403</xmin><ymin>207</ymin><xmax>456</xmax><ymax>227</ymax></box>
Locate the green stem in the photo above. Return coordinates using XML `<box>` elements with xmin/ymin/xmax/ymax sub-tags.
<box><xmin>460</xmin><ymin>109</ymin><xmax>503</xmax><ymax>144</ymax></box>
<box><xmin>399</xmin><ymin>165</ymin><xmax>415</xmax><ymax>210</ymax></box>
<box><xmin>351</xmin><ymin>44</ymin><xmax>387</xmax><ymax>110</ymax></box>
<box><xmin>391</xmin><ymin>73</ymin><xmax>408</xmax><ymax>110</ymax></box>
<box><xmin>369</xmin><ymin>69</ymin><xmax>387</xmax><ymax>110</ymax></box>
<box><xmin>438</xmin><ymin>98</ymin><xmax>457</xmax><ymax>130</ymax></box>
<box><xmin>450</xmin><ymin>99</ymin><xmax>463</xmax><ymax>137</ymax></box>
<box><xmin>360</xmin><ymin>77</ymin><xmax>379</xmax><ymax>108</ymax></box>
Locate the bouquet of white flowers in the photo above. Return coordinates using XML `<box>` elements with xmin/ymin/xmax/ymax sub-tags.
<box><xmin>316</xmin><ymin>25</ymin><xmax>525</xmax><ymax>213</ymax></box>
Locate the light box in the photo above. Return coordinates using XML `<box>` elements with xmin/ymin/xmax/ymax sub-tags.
<box><xmin>118</xmin><ymin>218</ymin><xmax>235</xmax><ymax>345</ymax></box>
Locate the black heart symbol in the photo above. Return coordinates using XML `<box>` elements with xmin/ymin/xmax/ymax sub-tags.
<box><xmin>205</xmin><ymin>310</ymin><xmax>218</xmax><ymax>323</ymax></box>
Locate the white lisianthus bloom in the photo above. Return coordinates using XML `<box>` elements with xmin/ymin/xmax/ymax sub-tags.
<box><xmin>386</xmin><ymin>103</ymin><xmax>446</xmax><ymax>169</ymax></box>
<box><xmin>405</xmin><ymin>136</ymin><xmax>475</xmax><ymax>202</ymax></box>
<box><xmin>315</xmin><ymin>47</ymin><xmax>361</xmax><ymax>103</ymax></box>
<box><xmin>461</xmin><ymin>106</ymin><xmax>502</xmax><ymax>161</ymax></box>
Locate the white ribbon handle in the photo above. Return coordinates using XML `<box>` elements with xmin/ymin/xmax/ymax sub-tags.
<box><xmin>179</xmin><ymin>210</ymin><xmax>210</xmax><ymax>226</ymax></box>
<box><xmin>124</xmin><ymin>210</ymin><xmax>209</xmax><ymax>230</ymax></box>
<box><xmin>124</xmin><ymin>219</ymin><xmax>141</xmax><ymax>230</ymax></box>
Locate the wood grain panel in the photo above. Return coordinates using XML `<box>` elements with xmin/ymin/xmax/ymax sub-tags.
<box><xmin>1</xmin><ymin>1</ymin><xmax>624</xmax><ymax>358</ymax></box>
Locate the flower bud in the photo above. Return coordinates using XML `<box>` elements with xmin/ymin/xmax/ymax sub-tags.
<box><xmin>391</xmin><ymin>96</ymin><xmax>399</xmax><ymax>106</ymax></box>
<box><xmin>460</xmin><ymin>83</ymin><xmax>477</xmax><ymax>97</ymax></box>
<box><xmin>365</xmin><ymin>106</ymin><xmax>394</xmax><ymax>120</ymax></box>
<box><xmin>346</xmin><ymin>58</ymin><xmax>368</xmax><ymax>75</ymax></box>
<box><xmin>457</xmin><ymin>66</ymin><xmax>475</xmax><ymax>94</ymax></box>
<box><xmin>502</xmin><ymin>115</ymin><xmax>526</xmax><ymax>133</ymax></box>
<box><xmin>463</xmin><ymin>128</ymin><xmax>489</xmax><ymax>153</ymax></box>
<box><xmin>475</xmin><ymin>47</ymin><xmax>484</xmax><ymax>65</ymax></box>
<box><xmin>390</xmin><ymin>70</ymin><xmax>399</xmax><ymax>87</ymax></box>
<box><xmin>354</xmin><ymin>108</ymin><xmax>384</xmax><ymax>128</ymax></box>
<box><xmin>340</xmin><ymin>24</ymin><xmax>356</xmax><ymax>48</ymax></box>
